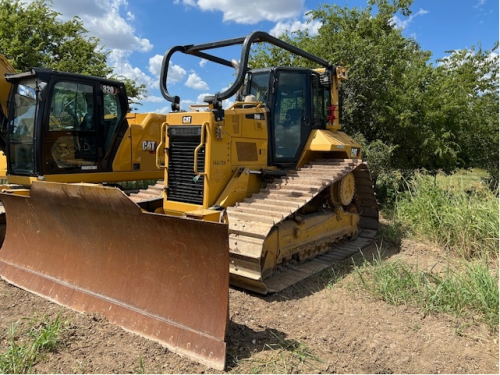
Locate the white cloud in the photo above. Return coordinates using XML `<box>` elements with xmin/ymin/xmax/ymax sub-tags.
<box><xmin>175</xmin><ymin>0</ymin><xmax>304</xmax><ymax>24</ymax></box>
<box><xmin>22</xmin><ymin>0</ymin><xmax>154</xmax><ymax>87</ymax></box>
<box><xmin>148</xmin><ymin>55</ymin><xmax>187</xmax><ymax>84</ymax></box>
<box><xmin>20</xmin><ymin>0</ymin><xmax>159</xmax><ymax>105</ymax></box>
<box><xmin>148</xmin><ymin>55</ymin><xmax>164</xmax><ymax>77</ymax></box>
<box><xmin>108</xmin><ymin>50</ymin><xmax>156</xmax><ymax>90</ymax></box>
<box><xmin>175</xmin><ymin>0</ymin><xmax>196</xmax><ymax>6</ymax></box>
<box><xmin>186</xmin><ymin>73</ymin><xmax>210</xmax><ymax>90</ymax></box>
<box><xmin>168</xmin><ymin>63</ymin><xmax>188</xmax><ymax>83</ymax></box>
<box><xmin>45</xmin><ymin>0</ymin><xmax>152</xmax><ymax>52</ymax></box>
<box><xmin>474</xmin><ymin>0</ymin><xmax>486</xmax><ymax>8</ymax></box>
<box><xmin>270</xmin><ymin>12</ymin><xmax>322</xmax><ymax>37</ymax></box>
<box><xmin>391</xmin><ymin>8</ymin><xmax>429</xmax><ymax>30</ymax></box>
<box><xmin>142</xmin><ymin>95</ymin><xmax>164</xmax><ymax>103</ymax></box>
<box><xmin>200</xmin><ymin>59</ymin><xmax>208</xmax><ymax>67</ymax></box>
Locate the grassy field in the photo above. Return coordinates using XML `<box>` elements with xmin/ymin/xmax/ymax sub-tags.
<box><xmin>352</xmin><ymin>252</ymin><xmax>499</xmax><ymax>330</ymax></box>
<box><xmin>386</xmin><ymin>170</ymin><xmax>498</xmax><ymax>259</ymax></box>
<box><xmin>355</xmin><ymin>170</ymin><xmax>499</xmax><ymax>330</ymax></box>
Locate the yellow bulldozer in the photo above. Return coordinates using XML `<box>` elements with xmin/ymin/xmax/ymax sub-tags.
<box><xmin>0</xmin><ymin>32</ymin><xmax>378</xmax><ymax>370</ymax></box>
<box><xmin>0</xmin><ymin>55</ymin><xmax>164</xmax><ymax>187</ymax></box>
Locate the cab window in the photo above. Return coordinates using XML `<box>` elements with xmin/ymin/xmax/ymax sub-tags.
<box><xmin>102</xmin><ymin>88</ymin><xmax>122</xmax><ymax>154</ymax></box>
<box><xmin>49</xmin><ymin>82</ymin><xmax>95</xmax><ymax>131</ymax></box>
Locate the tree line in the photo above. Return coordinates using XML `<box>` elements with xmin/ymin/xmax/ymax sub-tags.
<box><xmin>252</xmin><ymin>0</ymin><xmax>499</xmax><ymax>190</ymax></box>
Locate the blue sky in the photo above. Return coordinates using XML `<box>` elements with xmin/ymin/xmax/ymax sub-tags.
<box><xmin>23</xmin><ymin>0</ymin><xmax>499</xmax><ymax>113</ymax></box>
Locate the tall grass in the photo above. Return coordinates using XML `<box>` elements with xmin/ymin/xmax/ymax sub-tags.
<box><xmin>390</xmin><ymin>173</ymin><xmax>499</xmax><ymax>259</ymax></box>
<box><xmin>353</xmin><ymin>253</ymin><xmax>499</xmax><ymax>330</ymax></box>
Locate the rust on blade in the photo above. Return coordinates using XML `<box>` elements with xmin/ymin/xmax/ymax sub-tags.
<box><xmin>0</xmin><ymin>181</ymin><xmax>229</xmax><ymax>370</ymax></box>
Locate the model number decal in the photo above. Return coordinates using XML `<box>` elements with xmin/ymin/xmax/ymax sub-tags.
<box><xmin>213</xmin><ymin>160</ymin><xmax>226</xmax><ymax>166</ymax></box>
<box><xmin>102</xmin><ymin>85</ymin><xmax>118</xmax><ymax>95</ymax></box>
<box><xmin>142</xmin><ymin>140</ymin><xmax>157</xmax><ymax>152</ymax></box>
<box><xmin>182</xmin><ymin>116</ymin><xmax>192</xmax><ymax>124</ymax></box>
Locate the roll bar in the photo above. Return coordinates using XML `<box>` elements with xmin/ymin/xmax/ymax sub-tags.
<box><xmin>160</xmin><ymin>31</ymin><xmax>333</xmax><ymax>109</ymax></box>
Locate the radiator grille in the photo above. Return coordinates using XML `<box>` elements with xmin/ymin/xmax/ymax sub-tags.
<box><xmin>167</xmin><ymin>126</ymin><xmax>205</xmax><ymax>205</ymax></box>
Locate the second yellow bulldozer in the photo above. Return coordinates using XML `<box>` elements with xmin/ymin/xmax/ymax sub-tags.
<box><xmin>0</xmin><ymin>31</ymin><xmax>378</xmax><ymax>369</ymax></box>
<box><xmin>0</xmin><ymin>54</ymin><xmax>165</xmax><ymax>239</ymax></box>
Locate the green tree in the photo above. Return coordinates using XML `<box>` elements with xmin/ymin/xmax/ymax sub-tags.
<box><xmin>111</xmin><ymin>75</ymin><xmax>147</xmax><ymax>111</ymax></box>
<box><xmin>430</xmin><ymin>45</ymin><xmax>499</xmax><ymax>188</ymax></box>
<box><xmin>0</xmin><ymin>0</ymin><xmax>146</xmax><ymax>109</ymax></box>
<box><xmin>0</xmin><ymin>0</ymin><xmax>109</xmax><ymax>75</ymax></box>
<box><xmin>252</xmin><ymin>1</ymin><xmax>437</xmax><ymax>169</ymax></box>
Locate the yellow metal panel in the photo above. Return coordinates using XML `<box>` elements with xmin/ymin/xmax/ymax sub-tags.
<box><xmin>0</xmin><ymin>152</ymin><xmax>6</xmax><ymax>179</ymax></box>
<box><xmin>3</xmin><ymin>176</ymin><xmax>37</xmax><ymax>186</ymax></box>
<box><xmin>203</xmin><ymin>117</ymin><xmax>233</xmax><ymax>207</ymax></box>
<box><xmin>130</xmin><ymin>113</ymin><xmax>166</xmax><ymax>172</ymax></box>
<box><xmin>239</xmin><ymin>109</ymin><xmax>267</xmax><ymax>139</ymax></box>
<box><xmin>163</xmin><ymin>199</ymin><xmax>203</xmax><ymax>214</ymax></box>
<box><xmin>215</xmin><ymin>168</ymin><xmax>251</xmax><ymax>207</ymax></box>
<box><xmin>304</xmin><ymin>129</ymin><xmax>361</xmax><ymax>152</ymax></box>
<box><xmin>112</xmin><ymin>127</ymin><xmax>132</xmax><ymax>171</ymax></box>
<box><xmin>185</xmin><ymin>209</ymin><xmax>222</xmax><ymax>222</ymax></box>
<box><xmin>112</xmin><ymin>113</ymin><xmax>165</xmax><ymax>172</ymax></box>
<box><xmin>5</xmin><ymin>171</ymin><xmax>162</xmax><ymax>187</ymax></box>
<box><xmin>43</xmin><ymin>171</ymin><xmax>163</xmax><ymax>184</ymax></box>
<box><xmin>296</xmin><ymin>129</ymin><xmax>363</xmax><ymax>168</ymax></box>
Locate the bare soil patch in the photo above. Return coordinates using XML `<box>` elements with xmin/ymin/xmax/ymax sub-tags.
<box><xmin>0</xmin><ymin>240</ymin><xmax>498</xmax><ymax>374</ymax></box>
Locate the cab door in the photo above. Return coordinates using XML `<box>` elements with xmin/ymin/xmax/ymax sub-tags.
<box><xmin>270</xmin><ymin>70</ymin><xmax>311</xmax><ymax>165</ymax></box>
<box><xmin>41</xmin><ymin>80</ymin><xmax>101</xmax><ymax>174</ymax></box>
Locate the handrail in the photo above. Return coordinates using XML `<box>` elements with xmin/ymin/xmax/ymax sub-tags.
<box><xmin>160</xmin><ymin>31</ymin><xmax>333</xmax><ymax>106</ymax></box>
<box><xmin>193</xmin><ymin>122</ymin><xmax>208</xmax><ymax>176</ymax></box>
<box><xmin>155</xmin><ymin>122</ymin><xmax>168</xmax><ymax>169</ymax></box>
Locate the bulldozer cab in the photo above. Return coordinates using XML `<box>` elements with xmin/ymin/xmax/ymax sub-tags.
<box><xmin>1</xmin><ymin>69</ymin><xmax>129</xmax><ymax>179</ymax></box>
<box><xmin>245</xmin><ymin>67</ymin><xmax>331</xmax><ymax>165</ymax></box>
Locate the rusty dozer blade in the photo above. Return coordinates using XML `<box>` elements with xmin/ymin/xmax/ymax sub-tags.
<box><xmin>0</xmin><ymin>181</ymin><xmax>229</xmax><ymax>370</ymax></box>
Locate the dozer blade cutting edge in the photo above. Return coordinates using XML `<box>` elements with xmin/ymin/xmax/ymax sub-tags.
<box><xmin>0</xmin><ymin>181</ymin><xmax>229</xmax><ymax>370</ymax></box>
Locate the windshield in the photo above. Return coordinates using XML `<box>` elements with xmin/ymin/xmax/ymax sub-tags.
<box><xmin>247</xmin><ymin>72</ymin><xmax>270</xmax><ymax>106</ymax></box>
<box><xmin>8</xmin><ymin>79</ymin><xmax>39</xmax><ymax>174</ymax></box>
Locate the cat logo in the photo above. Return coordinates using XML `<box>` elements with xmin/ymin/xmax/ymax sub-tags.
<box><xmin>182</xmin><ymin>116</ymin><xmax>192</xmax><ymax>124</ymax></box>
<box><xmin>142</xmin><ymin>140</ymin><xmax>157</xmax><ymax>153</ymax></box>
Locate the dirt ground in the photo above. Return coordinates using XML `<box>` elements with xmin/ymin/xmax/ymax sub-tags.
<box><xmin>0</xmin><ymin>238</ymin><xmax>498</xmax><ymax>374</ymax></box>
